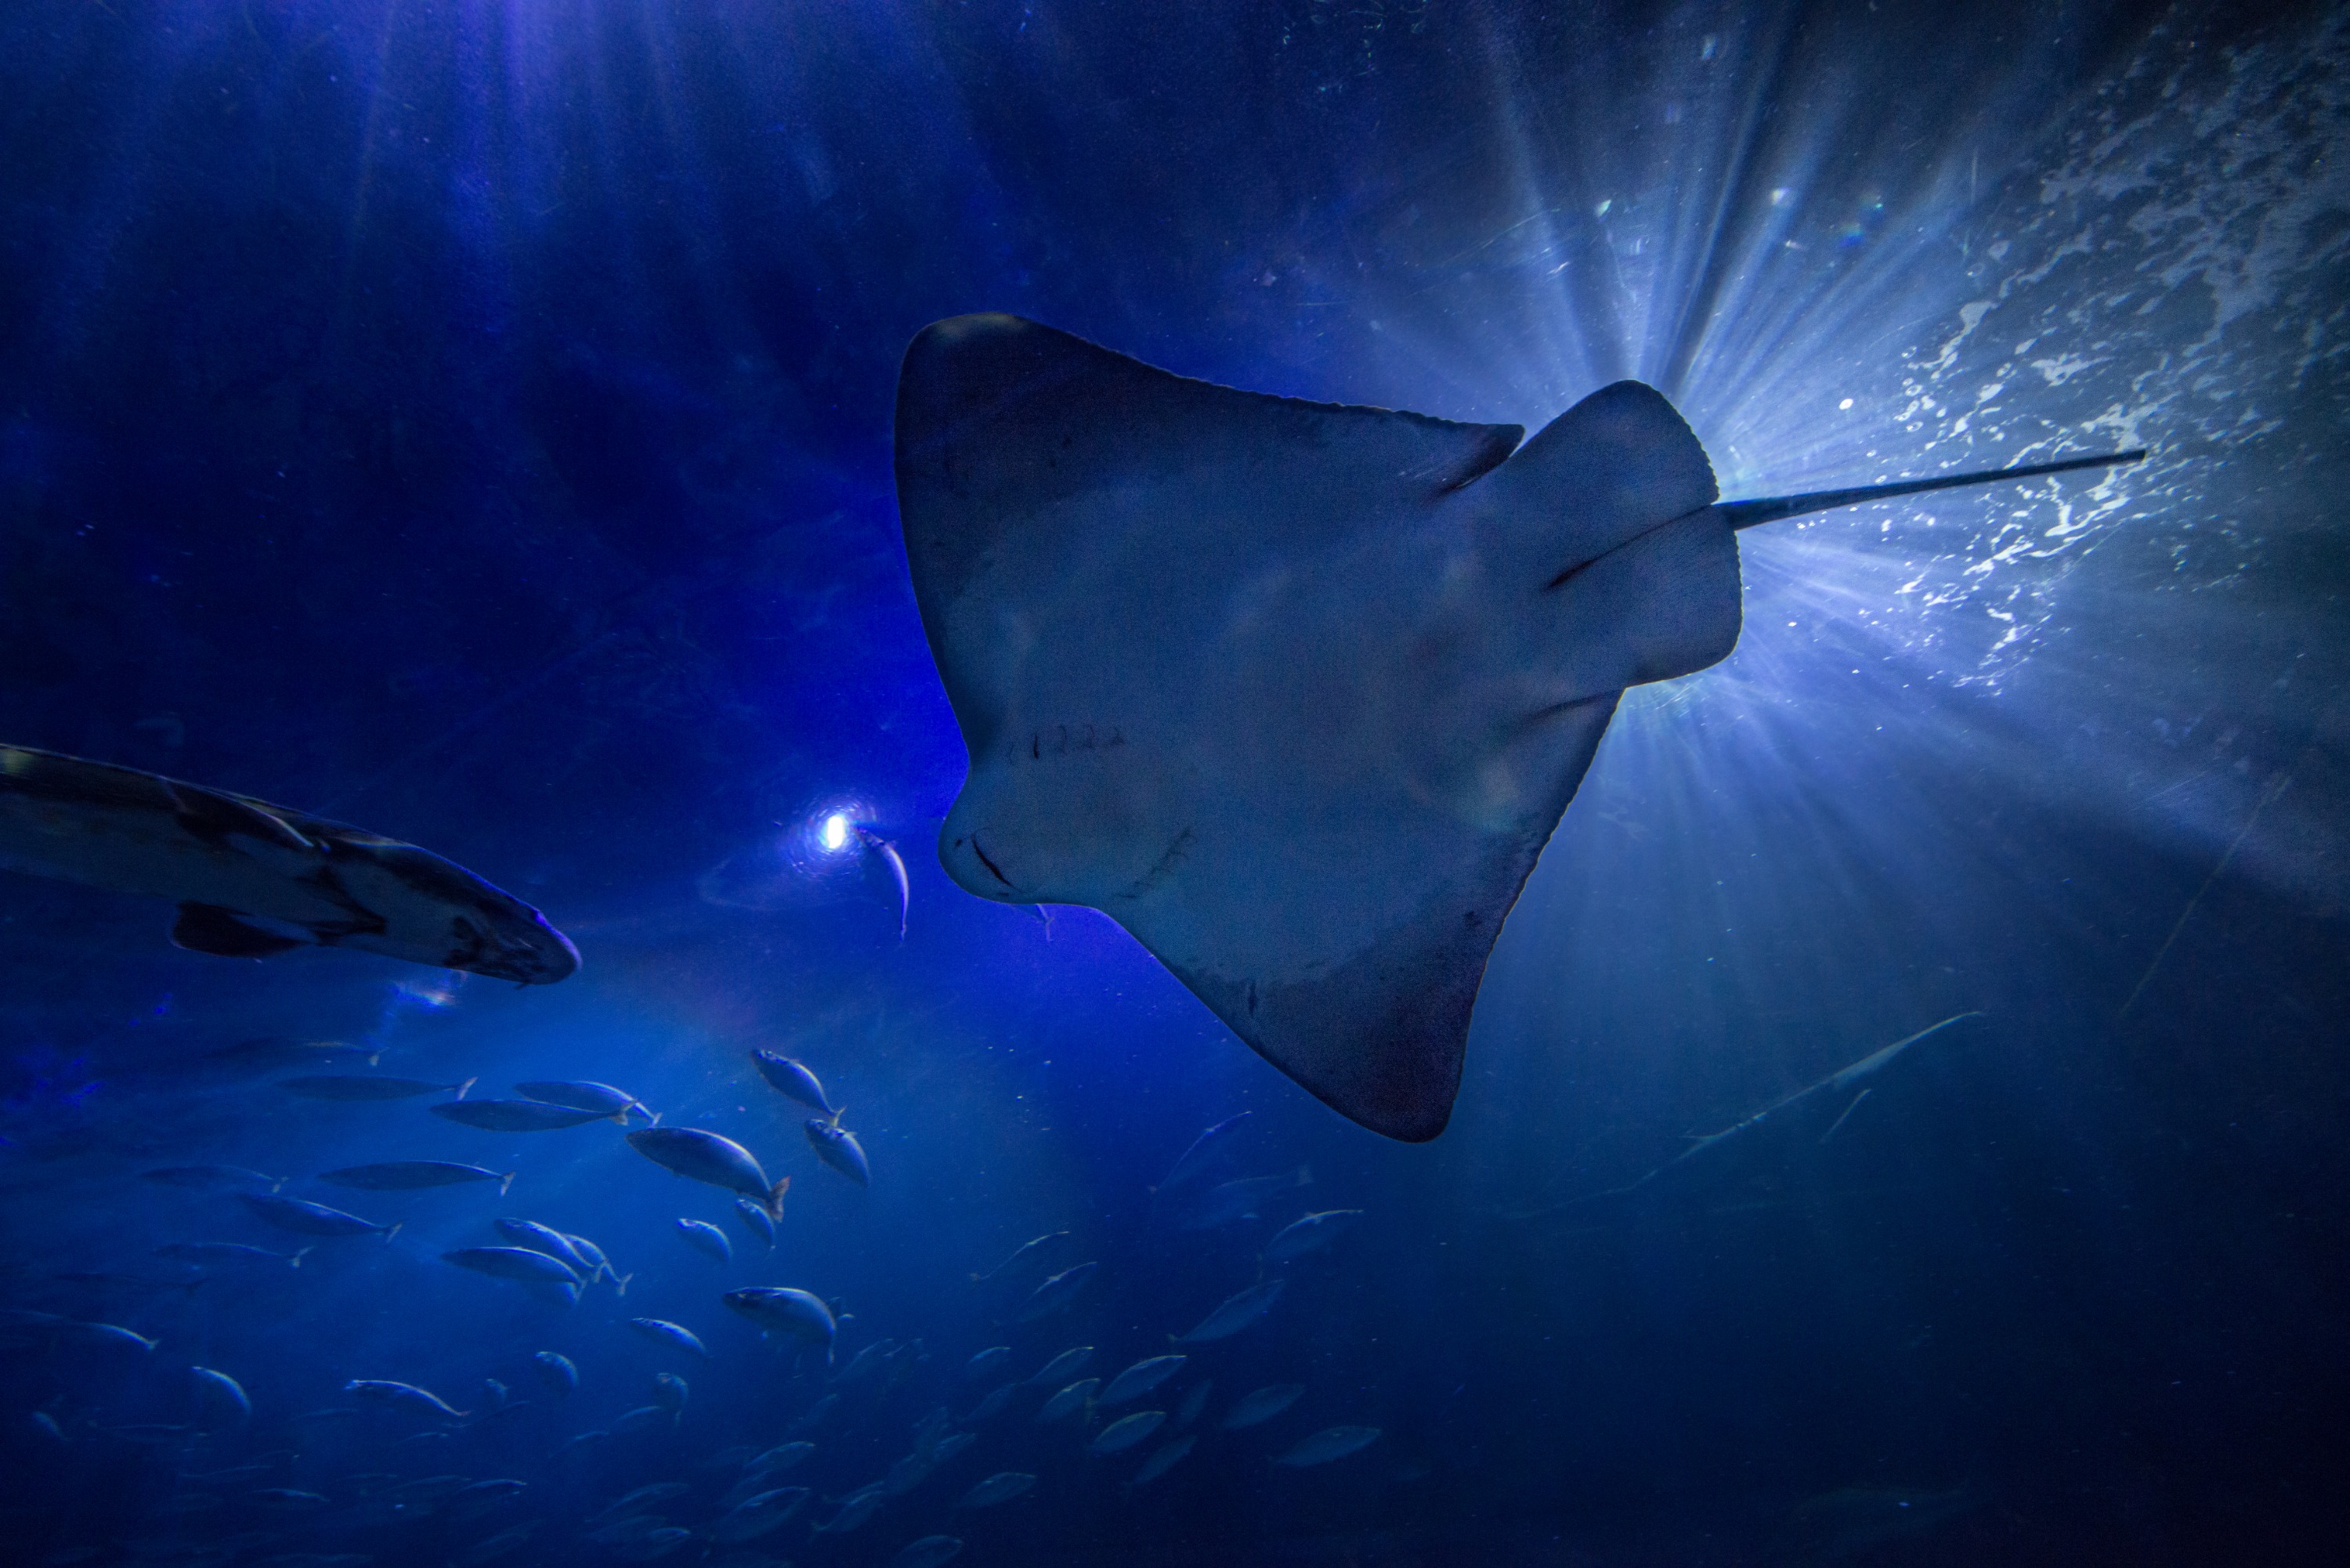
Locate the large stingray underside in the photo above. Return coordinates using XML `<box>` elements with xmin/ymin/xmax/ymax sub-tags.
<box><xmin>896</xmin><ymin>315</ymin><xmax>2141</xmax><ymax>1140</ymax></box>
<box><xmin>895</xmin><ymin>315</ymin><xmax>1742</xmax><ymax>1140</ymax></box>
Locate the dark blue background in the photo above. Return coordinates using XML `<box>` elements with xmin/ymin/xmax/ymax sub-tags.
<box><xmin>2</xmin><ymin>2</ymin><xmax>2345</xmax><ymax>1563</ymax></box>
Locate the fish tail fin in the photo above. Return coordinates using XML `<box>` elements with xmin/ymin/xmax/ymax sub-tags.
<box><xmin>267</xmin><ymin>1174</ymin><xmax>288</xmax><ymax>1192</ymax></box>
<box><xmin>291</xmin><ymin>1248</ymin><xmax>312</xmax><ymax>1270</ymax></box>
<box><xmin>613</xmin><ymin>1272</ymin><xmax>634</xmax><ymax>1297</ymax></box>
<box><xmin>454</xmin><ymin>1077</ymin><xmax>477</xmax><ymax>1100</ymax></box>
<box><xmin>766</xmin><ymin>1176</ymin><xmax>791</xmax><ymax>1221</ymax></box>
<box><xmin>646</xmin><ymin>1109</ymin><xmax>663</xmax><ymax>1128</ymax></box>
<box><xmin>381</xmin><ymin>1221</ymin><xmax>403</xmax><ymax>1244</ymax></box>
<box><xmin>497</xmin><ymin>1172</ymin><xmax>516</xmax><ymax>1196</ymax></box>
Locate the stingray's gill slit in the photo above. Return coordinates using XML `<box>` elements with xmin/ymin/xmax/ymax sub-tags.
<box><xmin>967</xmin><ymin>836</ymin><xmax>1016</xmax><ymax>891</ymax></box>
<box><xmin>895</xmin><ymin>313</ymin><xmax>2147</xmax><ymax>1143</ymax></box>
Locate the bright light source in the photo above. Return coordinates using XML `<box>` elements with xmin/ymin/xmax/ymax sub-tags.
<box><xmin>821</xmin><ymin>812</ymin><xmax>850</xmax><ymax>851</ymax></box>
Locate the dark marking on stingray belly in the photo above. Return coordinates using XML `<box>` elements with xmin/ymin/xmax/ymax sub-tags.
<box><xmin>1124</xmin><ymin>827</ymin><xmax>1195</xmax><ymax>901</ymax></box>
<box><xmin>969</xmin><ymin>836</ymin><xmax>1016</xmax><ymax>890</ymax></box>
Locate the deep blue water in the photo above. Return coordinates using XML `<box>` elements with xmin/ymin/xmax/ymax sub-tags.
<box><xmin>2</xmin><ymin>2</ymin><xmax>2347</xmax><ymax>1564</ymax></box>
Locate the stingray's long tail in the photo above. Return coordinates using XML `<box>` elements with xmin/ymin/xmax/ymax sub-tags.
<box><xmin>1715</xmin><ymin>448</ymin><xmax>2148</xmax><ymax>531</ymax></box>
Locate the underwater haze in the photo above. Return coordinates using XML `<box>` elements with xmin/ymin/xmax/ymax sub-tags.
<box><xmin>3</xmin><ymin>1</ymin><xmax>2348</xmax><ymax>1565</ymax></box>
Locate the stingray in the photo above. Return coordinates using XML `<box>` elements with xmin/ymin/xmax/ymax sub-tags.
<box><xmin>894</xmin><ymin>313</ymin><xmax>2142</xmax><ymax>1141</ymax></box>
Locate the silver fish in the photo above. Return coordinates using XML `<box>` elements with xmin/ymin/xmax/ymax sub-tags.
<box><xmin>812</xmin><ymin>1481</ymin><xmax>887</xmax><ymax>1534</ymax></box>
<box><xmin>512</xmin><ymin>1079</ymin><xmax>648</xmax><ymax>1121</ymax></box>
<box><xmin>971</xmin><ymin>1230</ymin><xmax>1065</xmax><ymax>1282</ymax></box>
<box><xmin>320</xmin><ymin>1161</ymin><xmax>513</xmax><ymax>1194</ymax></box>
<box><xmin>582</xmin><ymin>1510</ymin><xmax>670</xmax><ymax>1543</ymax></box>
<box><xmin>562</xmin><ymin>1230</ymin><xmax>629</xmax><ymax>1292</ymax></box>
<box><xmin>786</xmin><ymin>1391</ymin><xmax>841</xmax><ymax>1435</ymax></box>
<box><xmin>1036</xmin><ymin>1378</ymin><xmax>1097</xmax><ymax>1424</ymax></box>
<box><xmin>239</xmin><ymin>1193</ymin><xmax>399</xmax><ymax>1241</ymax></box>
<box><xmin>1098</xmin><ymin>1354</ymin><xmax>1185</xmax><ymax>1406</ymax></box>
<box><xmin>855</xmin><ymin>826</ymin><xmax>911</xmax><ymax>941</ymax></box>
<box><xmin>613</xmin><ymin>1525</ymin><xmax>694</xmax><ymax>1560</ymax></box>
<box><xmin>884</xmin><ymin>1450</ymin><xmax>936</xmax><ymax>1497</ymax></box>
<box><xmin>432</xmin><ymin>1099</ymin><xmax>610</xmax><ymax>1133</ymax></box>
<box><xmin>447</xmin><ymin>1477</ymin><xmax>527</xmax><ymax>1520</ymax></box>
<box><xmin>395</xmin><ymin>1473</ymin><xmax>472</xmax><ymax>1498</ymax></box>
<box><xmin>1263</xmin><ymin>1209</ymin><xmax>1363</xmax><ymax>1262</ymax></box>
<box><xmin>1272</xmin><ymin>1425</ymin><xmax>1383</xmax><ymax>1467</ymax></box>
<box><xmin>832</xmin><ymin>1339</ymin><xmax>896</xmax><ymax>1386</ymax></box>
<box><xmin>961</xmin><ymin>1382</ymin><xmax>1016</xmax><ymax>1425</ymax></box>
<box><xmin>190</xmin><ymin>1367</ymin><xmax>250</xmax><ymax>1425</ymax></box>
<box><xmin>625</xmin><ymin>1318</ymin><xmax>710</xmax><ymax>1360</ymax></box>
<box><xmin>675</xmin><ymin>1217</ymin><xmax>732</xmax><ymax>1264</ymax></box>
<box><xmin>1089</xmin><ymin>1410</ymin><xmax>1166</xmax><ymax>1454</ymax></box>
<box><xmin>1025</xmin><ymin>1345</ymin><xmax>1093</xmax><ymax>1386</ymax></box>
<box><xmin>1174</xmin><ymin>1278</ymin><xmax>1285</xmax><ymax>1343</ymax></box>
<box><xmin>730</xmin><ymin>1197</ymin><xmax>776</xmax><ymax>1252</ymax></box>
<box><xmin>1156</xmin><ymin>1111</ymin><xmax>1252</xmax><ymax>1194</ymax></box>
<box><xmin>1178</xmin><ymin>1170</ymin><xmax>1311</xmax><ymax>1230</ymax></box>
<box><xmin>964</xmin><ymin>1346</ymin><xmax>1013</xmax><ymax>1380</ymax></box>
<box><xmin>344</xmin><ymin>1379</ymin><xmax>468</xmax><ymax>1419</ymax></box>
<box><xmin>1130</xmin><ymin>1433</ymin><xmax>1196</xmax><ymax>1487</ymax></box>
<box><xmin>0</xmin><ymin>744</ymin><xmax>577</xmax><ymax>981</ymax></box>
<box><xmin>803</xmin><ymin>1116</ymin><xmax>871</xmax><ymax>1187</ymax></box>
<box><xmin>750</xmin><ymin>1050</ymin><xmax>835</xmax><ymax>1115</ymax></box>
<box><xmin>955</xmin><ymin>1471</ymin><xmax>1036</xmax><ymax>1509</ymax></box>
<box><xmin>591</xmin><ymin>1482</ymin><xmax>690</xmax><ymax>1520</ymax></box>
<box><xmin>1220</xmin><ymin>1383</ymin><xmax>1305</xmax><ymax>1429</ymax></box>
<box><xmin>441</xmin><ymin>1247</ymin><xmax>581</xmax><ymax>1298</ymax></box>
<box><xmin>532</xmin><ymin>1350</ymin><xmax>578</xmax><ymax>1397</ymax></box>
<box><xmin>712</xmin><ymin>1485</ymin><xmax>808</xmax><ymax>1542</ymax></box>
<box><xmin>723</xmin><ymin>1288</ymin><xmax>835</xmax><ymax>1360</ymax></box>
<box><xmin>494</xmin><ymin>1218</ymin><xmax>593</xmax><ymax>1272</ymax></box>
<box><xmin>1010</xmin><ymin>1262</ymin><xmax>1097</xmax><ymax>1322</ymax></box>
<box><xmin>627</xmin><ymin>1128</ymin><xmax>791</xmax><ymax>1218</ymax></box>
<box><xmin>156</xmin><ymin>1240</ymin><xmax>309</xmax><ymax>1268</ymax></box>
<box><xmin>891</xmin><ymin>1537</ymin><xmax>964</xmax><ymax>1568</ymax></box>
<box><xmin>139</xmin><ymin>1164</ymin><xmax>284</xmax><ymax>1191</ymax></box>
<box><xmin>746</xmin><ymin>1440</ymin><xmax>815</xmax><ymax>1475</ymax></box>
<box><xmin>452</xmin><ymin>1521</ymin><xmax>539</xmax><ymax>1566</ymax></box>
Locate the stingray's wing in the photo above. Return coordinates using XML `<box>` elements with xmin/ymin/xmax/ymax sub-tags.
<box><xmin>895</xmin><ymin>314</ymin><xmax>1734</xmax><ymax>1140</ymax></box>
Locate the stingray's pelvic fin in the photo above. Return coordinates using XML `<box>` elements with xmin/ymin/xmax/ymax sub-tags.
<box><xmin>1716</xmin><ymin>448</ymin><xmax>2147</xmax><ymax>531</ymax></box>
